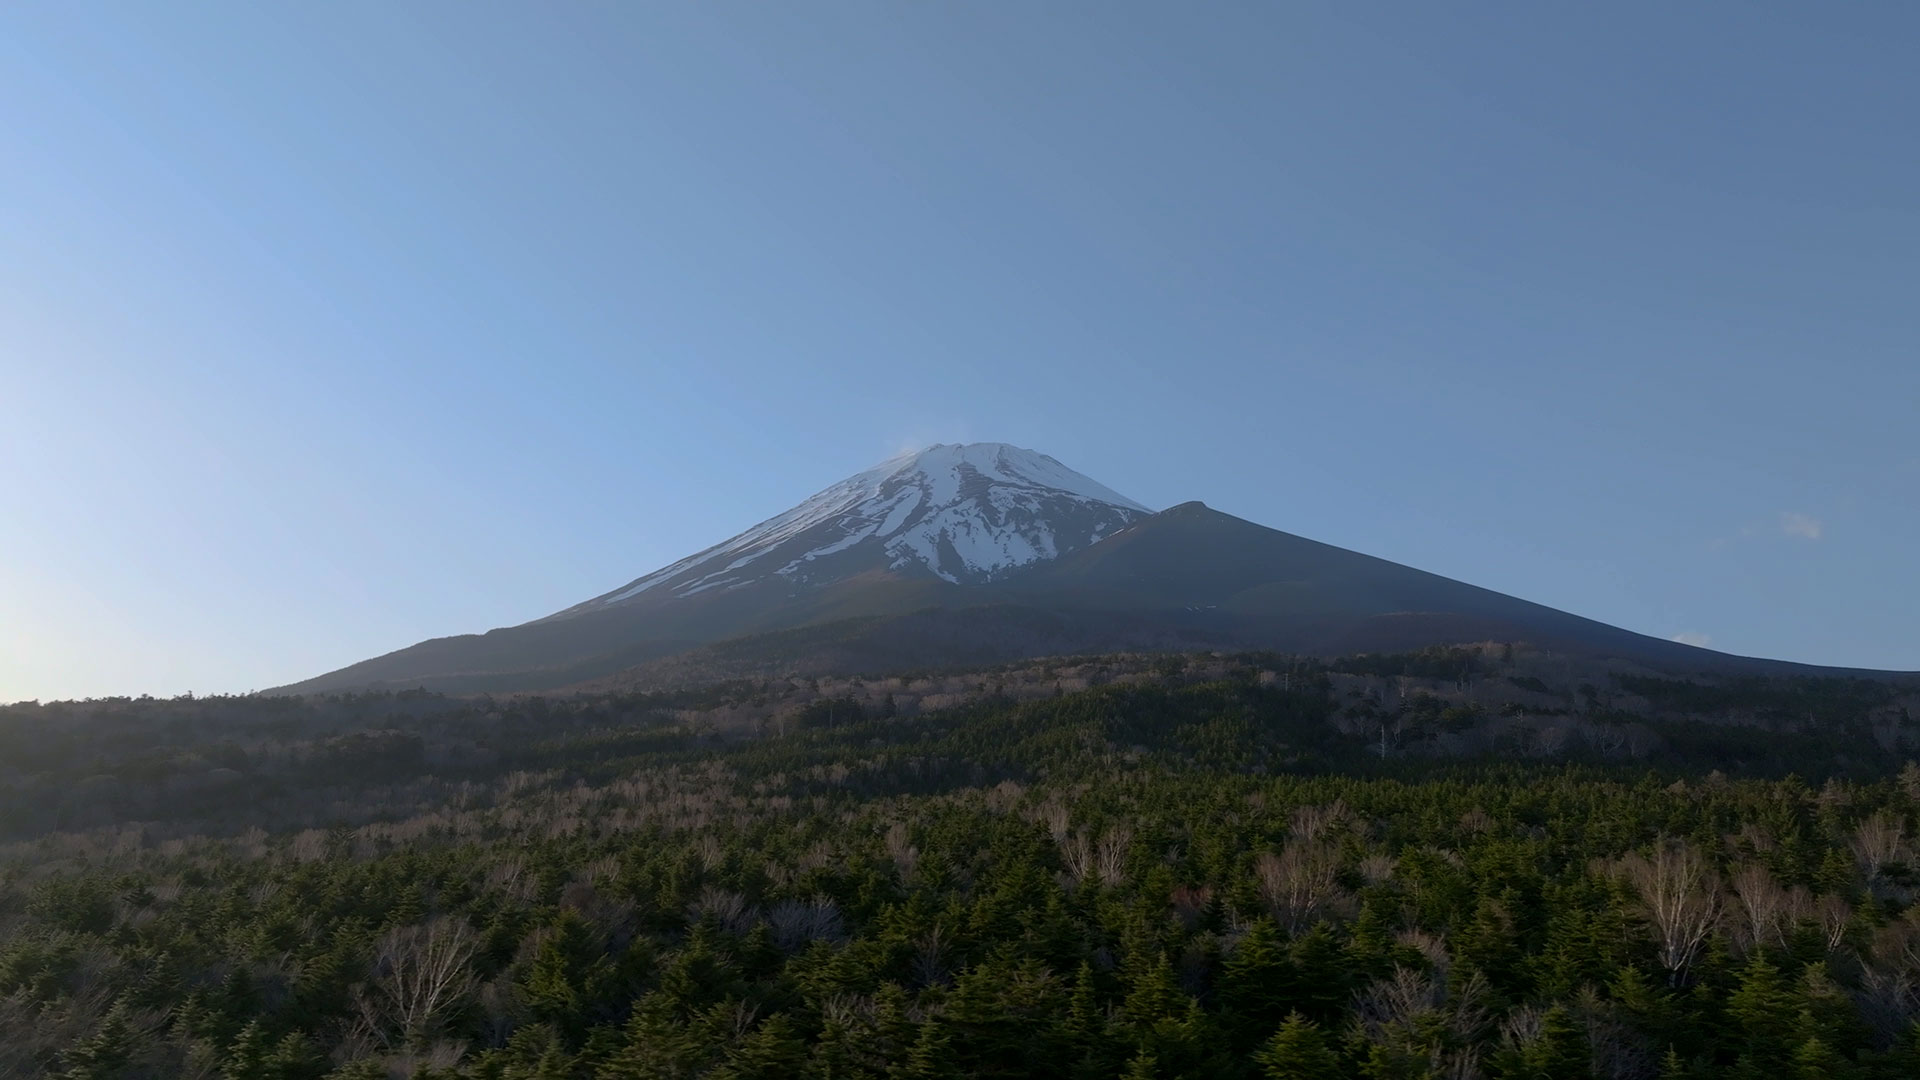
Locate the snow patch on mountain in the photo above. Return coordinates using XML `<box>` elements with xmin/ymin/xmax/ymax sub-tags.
<box><xmin>568</xmin><ymin>443</ymin><xmax>1151</xmax><ymax>611</ymax></box>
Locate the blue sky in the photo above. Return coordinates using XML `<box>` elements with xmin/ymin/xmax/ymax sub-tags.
<box><xmin>3</xmin><ymin>2</ymin><xmax>1916</xmax><ymax>701</ymax></box>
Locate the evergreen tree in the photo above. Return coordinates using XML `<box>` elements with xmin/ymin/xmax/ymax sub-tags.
<box><xmin>894</xmin><ymin>1019</ymin><xmax>952</xmax><ymax>1080</ymax></box>
<box><xmin>1288</xmin><ymin>925</ymin><xmax>1351</xmax><ymax>1024</ymax></box>
<box><xmin>712</xmin><ymin>1015</ymin><xmax>808</xmax><ymax>1080</ymax></box>
<box><xmin>58</xmin><ymin>1001</ymin><xmax>136</xmax><ymax>1080</ymax></box>
<box><xmin>1789</xmin><ymin>1035</ymin><xmax>1852</xmax><ymax>1080</ymax></box>
<box><xmin>1120</xmin><ymin>1048</ymin><xmax>1159</xmax><ymax>1080</ymax></box>
<box><xmin>1220</xmin><ymin>920</ymin><xmax>1298</xmax><ymax>1050</ymax></box>
<box><xmin>1726</xmin><ymin>953</ymin><xmax>1795</xmax><ymax>1077</ymax></box>
<box><xmin>1254</xmin><ymin>1012</ymin><xmax>1342</xmax><ymax>1080</ymax></box>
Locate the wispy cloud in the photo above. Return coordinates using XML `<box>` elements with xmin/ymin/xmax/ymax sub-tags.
<box><xmin>1778</xmin><ymin>512</ymin><xmax>1823</xmax><ymax>541</ymax></box>
<box><xmin>886</xmin><ymin>422</ymin><xmax>975</xmax><ymax>458</ymax></box>
<box><xmin>1670</xmin><ymin>631</ymin><xmax>1713</xmax><ymax>649</ymax></box>
<box><xmin>1709</xmin><ymin>511</ymin><xmax>1826</xmax><ymax>551</ymax></box>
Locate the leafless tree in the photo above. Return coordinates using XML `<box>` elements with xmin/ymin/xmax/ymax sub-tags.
<box><xmin>687</xmin><ymin>886</ymin><xmax>756</xmax><ymax>935</ymax></box>
<box><xmin>766</xmin><ymin>896</ymin><xmax>846</xmax><ymax>952</ymax></box>
<box><xmin>1854</xmin><ymin>967</ymin><xmax>1919</xmax><ymax>1049</ymax></box>
<box><xmin>1728</xmin><ymin>863</ymin><xmax>1792</xmax><ymax>954</ymax></box>
<box><xmin>1058</xmin><ymin>829</ymin><xmax>1094</xmax><ymax>888</ymax></box>
<box><xmin>1616</xmin><ymin>840</ymin><xmax>1720</xmax><ymax>985</ymax></box>
<box><xmin>1359</xmin><ymin>853</ymin><xmax>1398</xmax><ymax>886</ymax></box>
<box><xmin>358</xmin><ymin>918</ymin><xmax>480</xmax><ymax>1046</ymax></box>
<box><xmin>1034</xmin><ymin>799</ymin><xmax>1073</xmax><ymax>844</ymax></box>
<box><xmin>1872</xmin><ymin>909</ymin><xmax>1920</xmax><ymax>974</ymax></box>
<box><xmin>911</xmin><ymin>924</ymin><xmax>950</xmax><ymax>987</ymax></box>
<box><xmin>476</xmin><ymin>977</ymin><xmax>527</xmax><ymax>1048</ymax></box>
<box><xmin>1534</xmin><ymin>724</ymin><xmax>1571</xmax><ymax>758</ymax></box>
<box><xmin>1290</xmin><ymin>800</ymin><xmax>1350</xmax><ymax>843</ymax></box>
<box><xmin>1570</xmin><ymin>988</ymin><xmax>1656</xmax><ymax>1080</ymax></box>
<box><xmin>1852</xmin><ymin>811</ymin><xmax>1910</xmax><ymax>878</ymax></box>
<box><xmin>1816</xmin><ymin>893</ymin><xmax>1854</xmax><ymax>953</ymax></box>
<box><xmin>695</xmin><ymin>833</ymin><xmax>727</xmax><ymax>872</ymax></box>
<box><xmin>1256</xmin><ymin>838</ymin><xmax>1348</xmax><ymax>934</ymax></box>
<box><xmin>884</xmin><ymin>821</ymin><xmax>919</xmax><ymax>878</ymax></box>
<box><xmin>1354</xmin><ymin>965</ymin><xmax>1490</xmax><ymax>1079</ymax></box>
<box><xmin>289</xmin><ymin>828</ymin><xmax>329</xmax><ymax>863</ymax></box>
<box><xmin>1095</xmin><ymin>826</ymin><xmax>1132</xmax><ymax>887</ymax></box>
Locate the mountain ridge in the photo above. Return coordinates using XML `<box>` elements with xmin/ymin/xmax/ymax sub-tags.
<box><xmin>270</xmin><ymin>444</ymin><xmax>1912</xmax><ymax>695</ymax></box>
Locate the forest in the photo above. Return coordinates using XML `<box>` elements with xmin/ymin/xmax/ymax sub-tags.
<box><xmin>5</xmin><ymin>648</ymin><xmax>1920</xmax><ymax>1078</ymax></box>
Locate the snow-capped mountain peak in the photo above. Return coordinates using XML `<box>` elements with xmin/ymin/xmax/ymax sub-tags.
<box><xmin>564</xmin><ymin>443</ymin><xmax>1150</xmax><ymax>613</ymax></box>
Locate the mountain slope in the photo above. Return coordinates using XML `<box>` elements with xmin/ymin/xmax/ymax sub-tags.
<box><xmin>273</xmin><ymin>445</ymin><xmax>1902</xmax><ymax>696</ymax></box>
<box><xmin>562</xmin><ymin>503</ymin><xmax>1797</xmax><ymax>692</ymax></box>
<box><xmin>1009</xmin><ymin>501</ymin><xmax>1716</xmax><ymax>662</ymax></box>
<box><xmin>274</xmin><ymin>444</ymin><xmax>1148</xmax><ymax>694</ymax></box>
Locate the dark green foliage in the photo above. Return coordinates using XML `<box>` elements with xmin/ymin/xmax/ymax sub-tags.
<box><xmin>1254</xmin><ymin>1013</ymin><xmax>1342</xmax><ymax>1080</ymax></box>
<box><xmin>5</xmin><ymin>656</ymin><xmax>1920</xmax><ymax>1078</ymax></box>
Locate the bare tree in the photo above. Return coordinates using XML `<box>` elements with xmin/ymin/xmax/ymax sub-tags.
<box><xmin>1617</xmin><ymin>840</ymin><xmax>1720</xmax><ymax>985</ymax></box>
<box><xmin>1816</xmin><ymin>893</ymin><xmax>1854</xmax><ymax>954</ymax></box>
<box><xmin>1290</xmin><ymin>801</ymin><xmax>1351</xmax><ymax>843</ymax></box>
<box><xmin>766</xmin><ymin>896</ymin><xmax>846</xmax><ymax>952</ymax></box>
<box><xmin>1095</xmin><ymin>826</ymin><xmax>1132</xmax><ymax>887</ymax></box>
<box><xmin>1359</xmin><ymin>853</ymin><xmax>1398</xmax><ymax>886</ymax></box>
<box><xmin>911</xmin><ymin>924</ymin><xmax>949</xmax><ymax>987</ymax></box>
<box><xmin>1872</xmin><ymin>910</ymin><xmax>1920</xmax><ymax>974</ymax></box>
<box><xmin>1353</xmin><ymin>965</ymin><xmax>1490</xmax><ymax>1079</ymax></box>
<box><xmin>1728</xmin><ymin>863</ymin><xmax>1792</xmax><ymax>954</ymax></box>
<box><xmin>1570</xmin><ymin>987</ymin><xmax>1657</xmax><ymax>1080</ymax></box>
<box><xmin>1256</xmin><ymin>838</ymin><xmax>1347</xmax><ymax>933</ymax></box>
<box><xmin>1852</xmin><ymin>811</ymin><xmax>1910</xmax><ymax>878</ymax></box>
<box><xmin>687</xmin><ymin>886</ymin><xmax>756</xmax><ymax>935</ymax></box>
<box><xmin>359</xmin><ymin>918</ymin><xmax>480</xmax><ymax>1047</ymax></box>
<box><xmin>883</xmin><ymin>821</ymin><xmax>919</xmax><ymax>878</ymax></box>
<box><xmin>1058</xmin><ymin>829</ymin><xmax>1094</xmax><ymax>889</ymax></box>
<box><xmin>1855</xmin><ymin>967</ymin><xmax>1919</xmax><ymax>1049</ymax></box>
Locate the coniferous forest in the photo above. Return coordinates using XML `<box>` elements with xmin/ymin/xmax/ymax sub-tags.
<box><xmin>7</xmin><ymin>649</ymin><xmax>1920</xmax><ymax>1078</ymax></box>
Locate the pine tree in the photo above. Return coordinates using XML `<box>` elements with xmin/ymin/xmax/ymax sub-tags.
<box><xmin>224</xmin><ymin>1020</ymin><xmax>275</xmax><ymax>1080</ymax></box>
<box><xmin>58</xmin><ymin>1000</ymin><xmax>136</xmax><ymax>1080</ymax></box>
<box><xmin>1220</xmin><ymin>919</ymin><xmax>1297</xmax><ymax>1050</ymax></box>
<box><xmin>1254</xmin><ymin>1012</ymin><xmax>1342</xmax><ymax>1080</ymax></box>
<box><xmin>713</xmin><ymin>1014</ymin><xmax>808</xmax><ymax>1080</ymax></box>
<box><xmin>1527</xmin><ymin>1005</ymin><xmax>1589</xmax><ymax>1080</ymax></box>
<box><xmin>1121</xmin><ymin>953</ymin><xmax>1180</xmax><ymax>1030</ymax></box>
<box><xmin>1289</xmin><ymin>925</ymin><xmax>1350</xmax><ymax>1024</ymax></box>
<box><xmin>894</xmin><ymin>1019</ymin><xmax>951</xmax><ymax>1080</ymax></box>
<box><xmin>1064</xmin><ymin>961</ymin><xmax>1113</xmax><ymax>1080</ymax></box>
<box><xmin>520</xmin><ymin>909</ymin><xmax>617</xmax><ymax>1041</ymax></box>
<box><xmin>1120</xmin><ymin>1048</ymin><xmax>1159</xmax><ymax>1080</ymax></box>
<box><xmin>1455</xmin><ymin>893</ymin><xmax>1521</xmax><ymax>990</ymax></box>
<box><xmin>1726</xmin><ymin>953</ymin><xmax>1795</xmax><ymax>1077</ymax></box>
<box><xmin>1790</xmin><ymin>1035</ymin><xmax>1852</xmax><ymax>1080</ymax></box>
<box><xmin>601</xmin><ymin>997</ymin><xmax>703</xmax><ymax>1079</ymax></box>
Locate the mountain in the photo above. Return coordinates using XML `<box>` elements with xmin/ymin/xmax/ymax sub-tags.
<box><xmin>551</xmin><ymin>443</ymin><xmax>1149</xmax><ymax>609</ymax></box>
<box><xmin>273</xmin><ymin>443</ymin><xmax>1893</xmax><ymax>696</ymax></box>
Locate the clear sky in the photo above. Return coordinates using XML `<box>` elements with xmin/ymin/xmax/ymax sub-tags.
<box><xmin>3</xmin><ymin>2</ymin><xmax>1916</xmax><ymax>701</ymax></box>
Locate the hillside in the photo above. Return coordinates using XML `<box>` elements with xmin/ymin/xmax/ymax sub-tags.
<box><xmin>11</xmin><ymin>652</ymin><xmax>1920</xmax><ymax>1078</ymax></box>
